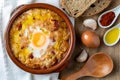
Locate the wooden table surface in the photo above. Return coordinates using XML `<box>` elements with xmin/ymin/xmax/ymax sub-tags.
<box><xmin>60</xmin><ymin>0</ymin><xmax>120</xmax><ymax>80</ymax></box>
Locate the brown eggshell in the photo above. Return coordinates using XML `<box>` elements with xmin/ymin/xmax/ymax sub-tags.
<box><xmin>81</xmin><ymin>30</ymin><xmax>100</xmax><ymax>48</ymax></box>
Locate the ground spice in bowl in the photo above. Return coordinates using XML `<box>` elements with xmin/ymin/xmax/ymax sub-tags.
<box><xmin>100</xmin><ymin>11</ymin><xmax>115</xmax><ymax>26</ymax></box>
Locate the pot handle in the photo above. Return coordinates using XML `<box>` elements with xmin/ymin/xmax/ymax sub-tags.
<box><xmin>10</xmin><ymin>4</ymin><xmax>25</xmax><ymax>17</ymax></box>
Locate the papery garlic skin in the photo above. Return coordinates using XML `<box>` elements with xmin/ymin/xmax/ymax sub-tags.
<box><xmin>76</xmin><ymin>49</ymin><xmax>88</xmax><ymax>63</ymax></box>
<box><xmin>83</xmin><ymin>19</ymin><xmax>97</xmax><ymax>30</ymax></box>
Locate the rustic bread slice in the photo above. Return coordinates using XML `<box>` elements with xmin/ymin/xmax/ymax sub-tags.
<box><xmin>60</xmin><ymin>0</ymin><xmax>96</xmax><ymax>18</ymax></box>
<box><xmin>82</xmin><ymin>0</ymin><xmax>112</xmax><ymax>16</ymax></box>
<box><xmin>60</xmin><ymin>0</ymin><xmax>72</xmax><ymax>16</ymax></box>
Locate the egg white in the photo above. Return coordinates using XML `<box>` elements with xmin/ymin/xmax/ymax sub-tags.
<box><xmin>27</xmin><ymin>26</ymin><xmax>55</xmax><ymax>58</ymax></box>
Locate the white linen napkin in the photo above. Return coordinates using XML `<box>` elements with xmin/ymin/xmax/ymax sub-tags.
<box><xmin>0</xmin><ymin>0</ymin><xmax>74</xmax><ymax>80</ymax></box>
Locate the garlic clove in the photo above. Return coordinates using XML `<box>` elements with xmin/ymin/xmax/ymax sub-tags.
<box><xmin>83</xmin><ymin>19</ymin><xmax>97</xmax><ymax>30</ymax></box>
<box><xmin>76</xmin><ymin>49</ymin><xmax>88</xmax><ymax>63</ymax></box>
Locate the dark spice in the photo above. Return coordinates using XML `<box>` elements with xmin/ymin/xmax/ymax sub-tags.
<box><xmin>17</xmin><ymin>23</ymin><xmax>22</xmax><ymax>30</ymax></box>
<box><xmin>52</xmin><ymin>20</ymin><xmax>59</xmax><ymax>31</ymax></box>
<box><xmin>100</xmin><ymin>11</ymin><xmax>115</xmax><ymax>26</ymax></box>
<box><xmin>21</xmin><ymin>46</ymin><xmax>25</xmax><ymax>49</ymax></box>
<box><xmin>28</xmin><ymin>53</ymin><xmax>34</xmax><ymax>59</ymax></box>
<box><xmin>51</xmin><ymin>51</ymin><xmax>55</xmax><ymax>55</ymax></box>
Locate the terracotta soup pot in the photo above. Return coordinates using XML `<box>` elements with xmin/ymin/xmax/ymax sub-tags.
<box><xmin>4</xmin><ymin>3</ymin><xmax>75</xmax><ymax>74</ymax></box>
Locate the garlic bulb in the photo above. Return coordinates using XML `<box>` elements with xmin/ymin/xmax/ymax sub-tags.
<box><xmin>83</xmin><ymin>19</ymin><xmax>97</xmax><ymax>30</ymax></box>
<box><xmin>76</xmin><ymin>49</ymin><xmax>88</xmax><ymax>62</ymax></box>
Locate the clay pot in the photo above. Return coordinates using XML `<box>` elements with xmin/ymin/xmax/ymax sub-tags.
<box><xmin>4</xmin><ymin>3</ymin><xmax>75</xmax><ymax>74</ymax></box>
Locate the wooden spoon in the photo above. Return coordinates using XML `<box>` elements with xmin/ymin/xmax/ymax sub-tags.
<box><xmin>61</xmin><ymin>52</ymin><xmax>113</xmax><ymax>80</ymax></box>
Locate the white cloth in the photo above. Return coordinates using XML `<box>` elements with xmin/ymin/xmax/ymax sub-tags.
<box><xmin>0</xmin><ymin>0</ymin><xmax>74</xmax><ymax>80</ymax></box>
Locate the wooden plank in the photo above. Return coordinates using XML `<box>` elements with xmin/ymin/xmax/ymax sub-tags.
<box><xmin>60</xmin><ymin>0</ymin><xmax>120</xmax><ymax>80</ymax></box>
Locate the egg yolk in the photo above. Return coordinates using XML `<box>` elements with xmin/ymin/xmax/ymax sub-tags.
<box><xmin>32</xmin><ymin>32</ymin><xmax>46</xmax><ymax>47</ymax></box>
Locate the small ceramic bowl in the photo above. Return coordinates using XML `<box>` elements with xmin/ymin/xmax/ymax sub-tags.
<box><xmin>98</xmin><ymin>5</ymin><xmax>120</xmax><ymax>28</ymax></box>
<box><xmin>4</xmin><ymin>3</ymin><xmax>75</xmax><ymax>74</ymax></box>
<box><xmin>103</xmin><ymin>23</ymin><xmax>120</xmax><ymax>46</ymax></box>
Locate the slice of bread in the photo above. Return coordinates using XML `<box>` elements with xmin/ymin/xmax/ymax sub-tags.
<box><xmin>60</xmin><ymin>0</ymin><xmax>96</xmax><ymax>18</ymax></box>
<box><xmin>82</xmin><ymin>0</ymin><xmax>112</xmax><ymax>16</ymax></box>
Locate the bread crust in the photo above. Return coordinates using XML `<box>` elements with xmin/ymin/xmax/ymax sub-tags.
<box><xmin>60</xmin><ymin>0</ymin><xmax>97</xmax><ymax>18</ymax></box>
<box><xmin>82</xmin><ymin>0</ymin><xmax>112</xmax><ymax>16</ymax></box>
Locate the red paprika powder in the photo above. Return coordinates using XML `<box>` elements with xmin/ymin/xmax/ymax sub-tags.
<box><xmin>100</xmin><ymin>11</ymin><xmax>115</xmax><ymax>26</ymax></box>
